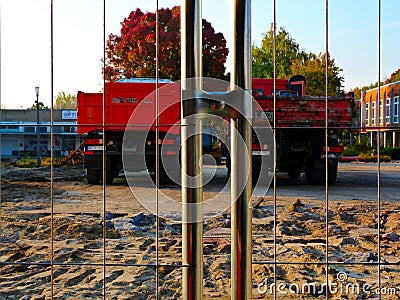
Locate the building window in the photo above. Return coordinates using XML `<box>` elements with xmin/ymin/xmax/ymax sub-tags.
<box><xmin>62</xmin><ymin>136</ymin><xmax>77</xmax><ymax>155</ymax></box>
<box><xmin>371</xmin><ymin>102</ymin><xmax>376</xmax><ymax>125</ymax></box>
<box><xmin>386</xmin><ymin>98</ymin><xmax>391</xmax><ymax>123</ymax></box>
<box><xmin>394</xmin><ymin>96</ymin><xmax>399</xmax><ymax>123</ymax></box>
<box><xmin>8</xmin><ymin>125</ymin><xmax>19</xmax><ymax>131</ymax></box>
<box><xmin>24</xmin><ymin>126</ymin><xmax>35</xmax><ymax>133</ymax></box>
<box><xmin>365</xmin><ymin>103</ymin><xmax>369</xmax><ymax>126</ymax></box>
<box><xmin>56</xmin><ymin>125</ymin><xmax>77</xmax><ymax>133</ymax></box>
<box><xmin>0</xmin><ymin>125</ymin><xmax>19</xmax><ymax>132</ymax></box>
<box><xmin>379</xmin><ymin>100</ymin><xmax>383</xmax><ymax>124</ymax></box>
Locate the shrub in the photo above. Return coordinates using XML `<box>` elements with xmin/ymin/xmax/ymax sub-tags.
<box><xmin>12</xmin><ymin>157</ymin><xmax>62</xmax><ymax>168</ymax></box>
<box><xmin>380</xmin><ymin>147</ymin><xmax>400</xmax><ymax>160</ymax></box>
<box><xmin>342</xmin><ymin>148</ymin><xmax>360</xmax><ymax>156</ymax></box>
<box><xmin>352</xmin><ymin>143</ymin><xmax>373</xmax><ymax>153</ymax></box>
<box><xmin>13</xmin><ymin>158</ymin><xmax>38</xmax><ymax>168</ymax></box>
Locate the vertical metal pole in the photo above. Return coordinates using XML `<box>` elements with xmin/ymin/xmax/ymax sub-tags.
<box><xmin>272</xmin><ymin>2</ymin><xmax>277</xmax><ymax>299</ymax></box>
<box><xmin>231</xmin><ymin>0</ymin><xmax>252</xmax><ymax>299</ymax></box>
<box><xmin>35</xmin><ymin>90</ymin><xmax>41</xmax><ymax>167</ymax></box>
<box><xmin>377</xmin><ymin>0</ymin><xmax>382</xmax><ymax>293</ymax></box>
<box><xmin>50</xmin><ymin>2</ymin><xmax>54</xmax><ymax>297</ymax></box>
<box><xmin>324</xmin><ymin>1</ymin><xmax>330</xmax><ymax>297</ymax></box>
<box><xmin>155</xmin><ymin>2</ymin><xmax>160</xmax><ymax>299</ymax></box>
<box><xmin>102</xmin><ymin>0</ymin><xmax>107</xmax><ymax>298</ymax></box>
<box><xmin>181</xmin><ymin>0</ymin><xmax>203</xmax><ymax>299</ymax></box>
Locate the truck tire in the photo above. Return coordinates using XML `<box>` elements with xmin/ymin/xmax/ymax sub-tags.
<box><xmin>305</xmin><ymin>169</ymin><xmax>324</xmax><ymax>185</ymax></box>
<box><xmin>105</xmin><ymin>170</ymin><xmax>115</xmax><ymax>185</ymax></box>
<box><xmin>252</xmin><ymin>163</ymin><xmax>261</xmax><ymax>185</ymax></box>
<box><xmin>226</xmin><ymin>156</ymin><xmax>231</xmax><ymax>179</ymax></box>
<box><xmin>87</xmin><ymin>169</ymin><xmax>101</xmax><ymax>185</ymax></box>
<box><xmin>306</xmin><ymin>162</ymin><xmax>338</xmax><ymax>186</ymax></box>
<box><xmin>327</xmin><ymin>161</ymin><xmax>338</xmax><ymax>186</ymax></box>
<box><xmin>150</xmin><ymin>164</ymin><xmax>171</xmax><ymax>186</ymax></box>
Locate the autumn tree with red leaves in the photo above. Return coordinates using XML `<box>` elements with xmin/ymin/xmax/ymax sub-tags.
<box><xmin>105</xmin><ymin>6</ymin><xmax>228</xmax><ymax>81</ymax></box>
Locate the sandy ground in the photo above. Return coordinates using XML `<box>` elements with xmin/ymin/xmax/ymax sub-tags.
<box><xmin>0</xmin><ymin>162</ymin><xmax>399</xmax><ymax>299</ymax></box>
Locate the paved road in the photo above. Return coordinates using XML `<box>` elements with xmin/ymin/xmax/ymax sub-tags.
<box><xmin>119</xmin><ymin>161</ymin><xmax>400</xmax><ymax>205</ymax></box>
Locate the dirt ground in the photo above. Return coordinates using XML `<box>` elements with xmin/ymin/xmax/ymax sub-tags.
<box><xmin>0</xmin><ymin>162</ymin><xmax>399</xmax><ymax>299</ymax></box>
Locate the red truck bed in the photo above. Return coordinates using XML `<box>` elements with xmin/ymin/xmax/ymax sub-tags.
<box><xmin>255</xmin><ymin>94</ymin><xmax>354</xmax><ymax>128</ymax></box>
<box><xmin>77</xmin><ymin>78</ymin><xmax>353</xmax><ymax>134</ymax></box>
<box><xmin>77</xmin><ymin>79</ymin><xmax>177</xmax><ymax>134</ymax></box>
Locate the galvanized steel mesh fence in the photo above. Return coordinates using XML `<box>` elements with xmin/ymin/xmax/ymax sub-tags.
<box><xmin>1</xmin><ymin>0</ymin><xmax>399</xmax><ymax>299</ymax></box>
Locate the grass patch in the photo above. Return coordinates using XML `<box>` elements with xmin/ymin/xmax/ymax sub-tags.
<box><xmin>12</xmin><ymin>157</ymin><xmax>63</xmax><ymax>168</ymax></box>
<box><xmin>343</xmin><ymin>143</ymin><xmax>397</xmax><ymax>161</ymax></box>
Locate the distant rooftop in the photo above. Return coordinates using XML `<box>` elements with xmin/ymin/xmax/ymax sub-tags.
<box><xmin>0</xmin><ymin>109</ymin><xmax>74</xmax><ymax>122</ymax></box>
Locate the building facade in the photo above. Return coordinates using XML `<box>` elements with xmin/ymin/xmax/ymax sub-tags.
<box><xmin>0</xmin><ymin>109</ymin><xmax>81</xmax><ymax>158</ymax></box>
<box><xmin>360</xmin><ymin>80</ymin><xmax>400</xmax><ymax>147</ymax></box>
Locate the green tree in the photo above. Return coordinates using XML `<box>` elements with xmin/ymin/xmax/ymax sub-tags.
<box><xmin>29</xmin><ymin>102</ymin><xmax>48</xmax><ymax>109</ymax></box>
<box><xmin>291</xmin><ymin>53</ymin><xmax>344</xmax><ymax>96</ymax></box>
<box><xmin>385</xmin><ymin>68</ymin><xmax>400</xmax><ymax>84</ymax></box>
<box><xmin>350</xmin><ymin>68</ymin><xmax>400</xmax><ymax>99</ymax></box>
<box><xmin>252</xmin><ymin>25</ymin><xmax>308</xmax><ymax>78</ymax></box>
<box><xmin>351</xmin><ymin>82</ymin><xmax>382</xmax><ymax>100</ymax></box>
<box><xmin>252</xmin><ymin>24</ymin><xmax>344</xmax><ymax>96</ymax></box>
<box><xmin>55</xmin><ymin>92</ymin><xmax>77</xmax><ymax>109</ymax></box>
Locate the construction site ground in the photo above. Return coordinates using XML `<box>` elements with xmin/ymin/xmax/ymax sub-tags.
<box><xmin>1</xmin><ymin>162</ymin><xmax>399</xmax><ymax>299</ymax></box>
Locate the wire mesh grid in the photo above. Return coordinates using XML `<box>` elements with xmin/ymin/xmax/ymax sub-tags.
<box><xmin>1</xmin><ymin>0</ymin><xmax>399</xmax><ymax>299</ymax></box>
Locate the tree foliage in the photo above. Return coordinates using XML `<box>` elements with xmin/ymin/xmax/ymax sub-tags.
<box><xmin>252</xmin><ymin>25</ymin><xmax>308</xmax><ymax>78</ymax></box>
<box><xmin>385</xmin><ymin>68</ymin><xmax>400</xmax><ymax>84</ymax></box>
<box><xmin>55</xmin><ymin>92</ymin><xmax>76</xmax><ymax>109</ymax></box>
<box><xmin>350</xmin><ymin>67</ymin><xmax>400</xmax><ymax>99</ymax></box>
<box><xmin>29</xmin><ymin>102</ymin><xmax>48</xmax><ymax>110</ymax></box>
<box><xmin>291</xmin><ymin>54</ymin><xmax>344</xmax><ymax>96</ymax></box>
<box><xmin>252</xmin><ymin>24</ymin><xmax>344</xmax><ymax>96</ymax></box>
<box><xmin>105</xmin><ymin>6</ymin><xmax>228</xmax><ymax>81</ymax></box>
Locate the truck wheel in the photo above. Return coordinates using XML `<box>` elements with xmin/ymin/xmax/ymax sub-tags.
<box><xmin>150</xmin><ymin>165</ymin><xmax>171</xmax><ymax>186</ymax></box>
<box><xmin>305</xmin><ymin>169</ymin><xmax>324</xmax><ymax>185</ymax></box>
<box><xmin>327</xmin><ymin>162</ymin><xmax>338</xmax><ymax>186</ymax></box>
<box><xmin>226</xmin><ymin>156</ymin><xmax>231</xmax><ymax>179</ymax></box>
<box><xmin>306</xmin><ymin>163</ymin><xmax>338</xmax><ymax>185</ymax></box>
<box><xmin>105</xmin><ymin>170</ymin><xmax>115</xmax><ymax>185</ymax></box>
<box><xmin>252</xmin><ymin>164</ymin><xmax>261</xmax><ymax>185</ymax></box>
<box><xmin>87</xmin><ymin>169</ymin><xmax>101</xmax><ymax>184</ymax></box>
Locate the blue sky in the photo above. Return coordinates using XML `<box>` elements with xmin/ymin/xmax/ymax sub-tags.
<box><xmin>1</xmin><ymin>0</ymin><xmax>399</xmax><ymax>108</ymax></box>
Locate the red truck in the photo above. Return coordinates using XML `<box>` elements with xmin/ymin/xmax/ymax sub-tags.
<box><xmin>250</xmin><ymin>76</ymin><xmax>353</xmax><ymax>185</ymax></box>
<box><xmin>77</xmin><ymin>76</ymin><xmax>353</xmax><ymax>185</ymax></box>
<box><xmin>77</xmin><ymin>78</ymin><xmax>218</xmax><ymax>184</ymax></box>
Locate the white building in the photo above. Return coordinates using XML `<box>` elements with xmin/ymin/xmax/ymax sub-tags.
<box><xmin>0</xmin><ymin>109</ymin><xmax>81</xmax><ymax>158</ymax></box>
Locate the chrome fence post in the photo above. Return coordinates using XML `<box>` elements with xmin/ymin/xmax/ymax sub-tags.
<box><xmin>231</xmin><ymin>0</ymin><xmax>252</xmax><ymax>299</ymax></box>
<box><xmin>181</xmin><ymin>0</ymin><xmax>203</xmax><ymax>299</ymax></box>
